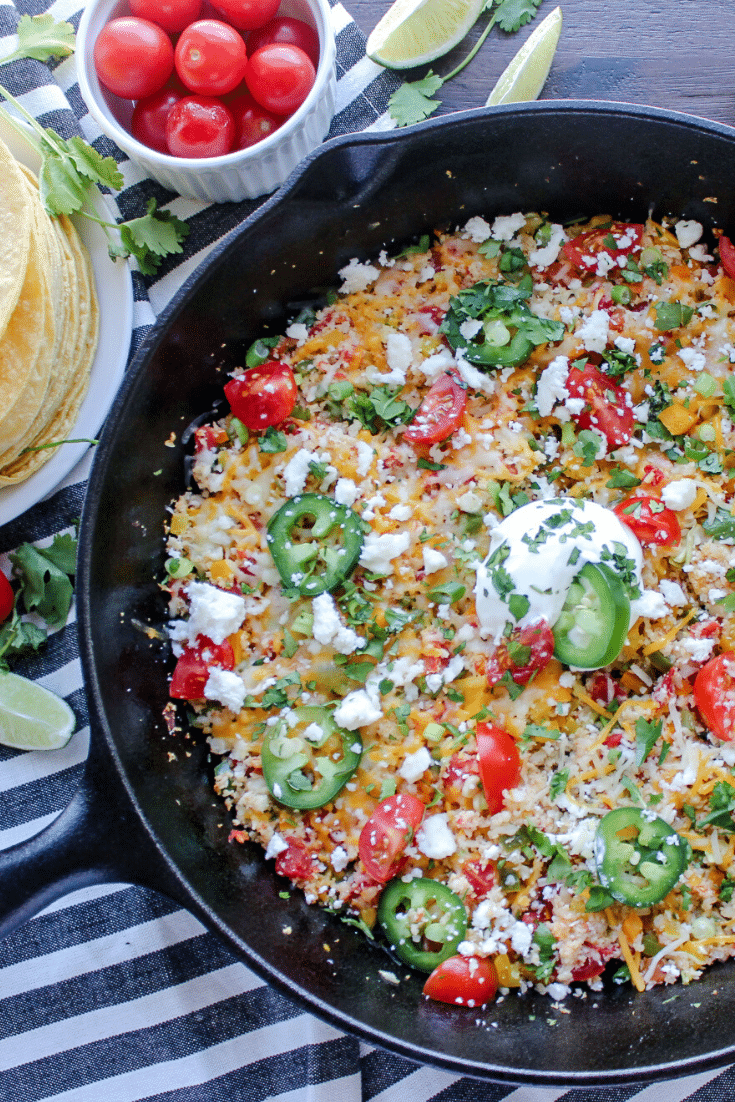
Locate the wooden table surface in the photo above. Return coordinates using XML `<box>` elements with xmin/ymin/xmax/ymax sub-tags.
<box><xmin>349</xmin><ymin>0</ymin><xmax>735</xmax><ymax>127</ymax></box>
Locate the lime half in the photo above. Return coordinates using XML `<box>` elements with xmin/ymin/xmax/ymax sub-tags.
<box><xmin>0</xmin><ymin>670</ymin><xmax>75</xmax><ymax>751</ymax></box>
<box><xmin>486</xmin><ymin>5</ymin><xmax>562</xmax><ymax>106</ymax></box>
<box><xmin>367</xmin><ymin>0</ymin><xmax>485</xmax><ymax>70</ymax></box>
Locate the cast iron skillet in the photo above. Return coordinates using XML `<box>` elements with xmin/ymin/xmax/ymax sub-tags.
<box><xmin>2</xmin><ymin>101</ymin><xmax>735</xmax><ymax>1086</ymax></box>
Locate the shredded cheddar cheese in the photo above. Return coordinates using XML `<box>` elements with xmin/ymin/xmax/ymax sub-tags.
<box><xmin>164</xmin><ymin>211</ymin><xmax>735</xmax><ymax>1007</ymax></box>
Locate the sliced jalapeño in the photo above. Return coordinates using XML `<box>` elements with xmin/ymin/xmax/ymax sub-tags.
<box><xmin>261</xmin><ymin>705</ymin><xmax>362</xmax><ymax>811</ymax></box>
<box><xmin>377</xmin><ymin>877</ymin><xmax>468</xmax><ymax>972</ymax></box>
<box><xmin>553</xmin><ymin>561</ymin><xmax>630</xmax><ymax>670</ymax></box>
<box><xmin>267</xmin><ymin>493</ymin><xmax>364</xmax><ymax>596</ymax></box>
<box><xmin>594</xmin><ymin>807</ymin><xmax>690</xmax><ymax>908</ymax></box>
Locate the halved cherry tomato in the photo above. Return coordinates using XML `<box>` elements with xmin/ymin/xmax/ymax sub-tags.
<box><xmin>165</xmin><ymin>95</ymin><xmax>234</xmax><ymax>158</ymax></box>
<box><xmin>443</xmin><ymin>752</ymin><xmax>479</xmax><ymax>795</ymax></box>
<box><xmin>560</xmin><ymin>222</ymin><xmax>644</xmax><ymax>275</ymax></box>
<box><xmin>94</xmin><ymin>16</ymin><xmax>174</xmax><ymax>100</ymax></box>
<box><xmin>175</xmin><ymin>19</ymin><xmax>248</xmax><ymax>97</ymax></box>
<box><xmin>404</xmin><ymin>371</ymin><xmax>467</xmax><ymax>447</ymax></box>
<box><xmin>719</xmin><ymin>235</ymin><xmax>735</xmax><ymax>280</ymax></box>
<box><xmin>571</xmin><ymin>944</ymin><xmax>614</xmax><ymax>982</ymax></box>
<box><xmin>694</xmin><ymin>652</ymin><xmax>735</xmax><ymax>740</ymax></box>
<box><xmin>423</xmin><ymin>954</ymin><xmax>499</xmax><ymax>1008</ymax></box>
<box><xmin>170</xmin><ymin>636</ymin><xmax>235</xmax><ymax>699</ymax></box>
<box><xmin>224</xmin><ymin>361</ymin><xmax>298</xmax><ymax>430</ymax></box>
<box><xmin>588</xmin><ymin>671</ymin><xmax>626</xmax><ymax>711</ymax></box>
<box><xmin>462</xmin><ymin>858</ymin><xmax>496</xmax><ymax>898</ymax></box>
<box><xmin>246</xmin><ymin>16</ymin><xmax>320</xmax><ymax>69</ymax></box>
<box><xmin>245</xmin><ymin>43</ymin><xmax>315</xmax><ymax>116</ymax></box>
<box><xmin>485</xmin><ymin>620</ymin><xmax>554</xmax><ymax>689</ymax></box>
<box><xmin>357</xmin><ymin>793</ymin><xmax>425</xmax><ymax>882</ymax></box>
<box><xmin>613</xmin><ymin>493</ymin><xmax>681</xmax><ymax>547</ymax></box>
<box><xmin>566</xmin><ymin>363</ymin><xmax>634</xmax><ymax>451</ymax></box>
<box><xmin>476</xmin><ymin>722</ymin><xmax>522</xmax><ymax>815</ymax></box>
<box><xmin>0</xmin><ymin>571</ymin><xmax>13</xmax><ymax>622</ymax></box>
<box><xmin>275</xmin><ymin>838</ymin><xmax>316</xmax><ymax>880</ymax></box>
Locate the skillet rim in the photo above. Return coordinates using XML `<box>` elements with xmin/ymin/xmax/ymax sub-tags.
<box><xmin>78</xmin><ymin>99</ymin><xmax>735</xmax><ymax>1086</ymax></box>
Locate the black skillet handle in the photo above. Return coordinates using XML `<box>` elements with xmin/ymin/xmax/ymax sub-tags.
<box><xmin>0</xmin><ymin>734</ymin><xmax>185</xmax><ymax>939</ymax></box>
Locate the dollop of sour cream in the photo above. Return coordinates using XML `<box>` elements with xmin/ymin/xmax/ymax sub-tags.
<box><xmin>475</xmin><ymin>499</ymin><xmax>643</xmax><ymax>643</ymax></box>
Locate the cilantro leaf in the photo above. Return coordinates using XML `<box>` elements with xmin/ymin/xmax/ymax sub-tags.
<box><xmin>10</xmin><ymin>538</ymin><xmax>75</xmax><ymax>630</ymax></box>
<box><xmin>549</xmin><ymin>768</ymin><xmax>569</xmax><ymax>801</ymax></box>
<box><xmin>389</xmin><ymin>72</ymin><xmax>444</xmax><ymax>128</ymax></box>
<box><xmin>654</xmin><ymin>301</ymin><xmax>694</xmax><ymax>331</ymax></box>
<box><xmin>116</xmin><ymin>199</ymin><xmax>189</xmax><ymax>275</ymax></box>
<box><xmin>635</xmin><ymin>716</ymin><xmax>662</xmax><ymax>766</ymax></box>
<box><xmin>698</xmin><ymin>781</ymin><xmax>735</xmax><ymax>832</ymax></box>
<box><xmin>494</xmin><ymin>0</ymin><xmax>543</xmax><ymax>33</ymax></box>
<box><xmin>703</xmin><ymin>508</ymin><xmax>735</xmax><ymax>541</ymax></box>
<box><xmin>724</xmin><ymin>375</ymin><xmax>735</xmax><ymax>413</ymax></box>
<box><xmin>606</xmin><ymin>467</ymin><xmax>641</xmax><ymax>489</ymax></box>
<box><xmin>1</xmin><ymin>13</ymin><xmax>75</xmax><ymax>64</ymax></box>
<box><xmin>529</xmin><ymin>922</ymin><xmax>556</xmax><ymax>982</ymax></box>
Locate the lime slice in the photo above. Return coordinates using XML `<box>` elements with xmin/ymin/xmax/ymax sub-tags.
<box><xmin>367</xmin><ymin>0</ymin><xmax>485</xmax><ymax>70</ymax></box>
<box><xmin>486</xmin><ymin>5</ymin><xmax>562</xmax><ymax>106</ymax></box>
<box><xmin>0</xmin><ymin>670</ymin><xmax>75</xmax><ymax>751</ymax></box>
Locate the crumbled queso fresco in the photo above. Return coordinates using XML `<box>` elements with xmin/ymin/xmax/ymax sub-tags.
<box><xmin>165</xmin><ymin>210</ymin><xmax>735</xmax><ymax>1007</ymax></box>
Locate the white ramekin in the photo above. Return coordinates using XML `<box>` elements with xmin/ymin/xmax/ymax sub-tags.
<box><xmin>76</xmin><ymin>0</ymin><xmax>336</xmax><ymax>203</ymax></box>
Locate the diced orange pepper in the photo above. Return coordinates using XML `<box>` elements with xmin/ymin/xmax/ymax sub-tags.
<box><xmin>658</xmin><ymin>402</ymin><xmax>698</xmax><ymax>436</ymax></box>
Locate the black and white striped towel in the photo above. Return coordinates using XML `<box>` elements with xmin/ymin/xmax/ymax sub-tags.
<box><xmin>1</xmin><ymin>1</ymin><xmax>735</xmax><ymax>1099</ymax></box>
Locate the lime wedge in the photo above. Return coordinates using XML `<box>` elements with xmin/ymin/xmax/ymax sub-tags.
<box><xmin>367</xmin><ymin>0</ymin><xmax>485</xmax><ymax>70</ymax></box>
<box><xmin>486</xmin><ymin>5</ymin><xmax>562</xmax><ymax>106</ymax></box>
<box><xmin>0</xmin><ymin>670</ymin><xmax>75</xmax><ymax>751</ymax></box>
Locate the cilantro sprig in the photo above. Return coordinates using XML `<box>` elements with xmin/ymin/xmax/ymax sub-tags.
<box><xmin>0</xmin><ymin>534</ymin><xmax>78</xmax><ymax>667</ymax></box>
<box><xmin>388</xmin><ymin>0</ymin><xmax>543</xmax><ymax>127</ymax></box>
<box><xmin>0</xmin><ymin>13</ymin><xmax>75</xmax><ymax>65</ymax></box>
<box><xmin>0</xmin><ymin>86</ymin><xmax>188</xmax><ymax>274</ymax></box>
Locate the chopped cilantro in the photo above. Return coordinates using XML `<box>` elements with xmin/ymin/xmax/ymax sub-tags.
<box><xmin>654</xmin><ymin>301</ymin><xmax>694</xmax><ymax>331</ymax></box>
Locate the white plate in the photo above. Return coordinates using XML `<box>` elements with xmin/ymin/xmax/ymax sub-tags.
<box><xmin>0</xmin><ymin>112</ymin><xmax>133</xmax><ymax>527</ymax></box>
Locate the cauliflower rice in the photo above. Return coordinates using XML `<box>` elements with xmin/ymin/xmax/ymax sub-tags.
<box><xmin>164</xmin><ymin>210</ymin><xmax>735</xmax><ymax>1004</ymax></box>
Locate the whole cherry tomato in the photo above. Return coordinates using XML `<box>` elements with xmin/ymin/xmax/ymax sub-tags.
<box><xmin>224</xmin><ymin>361</ymin><xmax>297</xmax><ymax>429</ymax></box>
<box><xmin>226</xmin><ymin>88</ymin><xmax>283</xmax><ymax>149</ymax></box>
<box><xmin>210</xmin><ymin>0</ymin><xmax>280</xmax><ymax>30</ymax></box>
<box><xmin>404</xmin><ymin>371</ymin><xmax>467</xmax><ymax>447</ymax></box>
<box><xmin>246</xmin><ymin>17</ymin><xmax>320</xmax><ymax>68</ymax></box>
<box><xmin>131</xmin><ymin>84</ymin><xmax>184</xmax><ymax>153</ymax></box>
<box><xmin>357</xmin><ymin>793</ymin><xmax>425</xmax><ymax>882</ymax></box>
<box><xmin>694</xmin><ymin>652</ymin><xmax>735</xmax><ymax>741</ymax></box>
<box><xmin>129</xmin><ymin>0</ymin><xmax>203</xmax><ymax>33</ymax></box>
<box><xmin>170</xmin><ymin>636</ymin><xmax>235</xmax><ymax>699</ymax></box>
<box><xmin>165</xmin><ymin>95</ymin><xmax>234</xmax><ymax>158</ymax></box>
<box><xmin>245</xmin><ymin>43</ymin><xmax>315</xmax><ymax>116</ymax></box>
<box><xmin>175</xmin><ymin>19</ymin><xmax>248</xmax><ymax>97</ymax></box>
<box><xmin>423</xmin><ymin>954</ymin><xmax>499</xmax><ymax>1008</ymax></box>
<box><xmin>613</xmin><ymin>493</ymin><xmax>681</xmax><ymax>547</ymax></box>
<box><xmin>94</xmin><ymin>17</ymin><xmax>174</xmax><ymax>100</ymax></box>
<box><xmin>0</xmin><ymin>571</ymin><xmax>13</xmax><ymax>622</ymax></box>
<box><xmin>476</xmin><ymin>722</ymin><xmax>522</xmax><ymax>815</ymax></box>
<box><xmin>565</xmin><ymin>362</ymin><xmax>634</xmax><ymax>451</ymax></box>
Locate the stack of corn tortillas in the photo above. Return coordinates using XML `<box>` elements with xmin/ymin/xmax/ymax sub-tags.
<box><xmin>0</xmin><ymin>134</ymin><xmax>98</xmax><ymax>487</ymax></box>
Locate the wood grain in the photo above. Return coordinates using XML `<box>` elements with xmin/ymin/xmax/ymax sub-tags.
<box><xmin>349</xmin><ymin>0</ymin><xmax>735</xmax><ymax>125</ymax></box>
